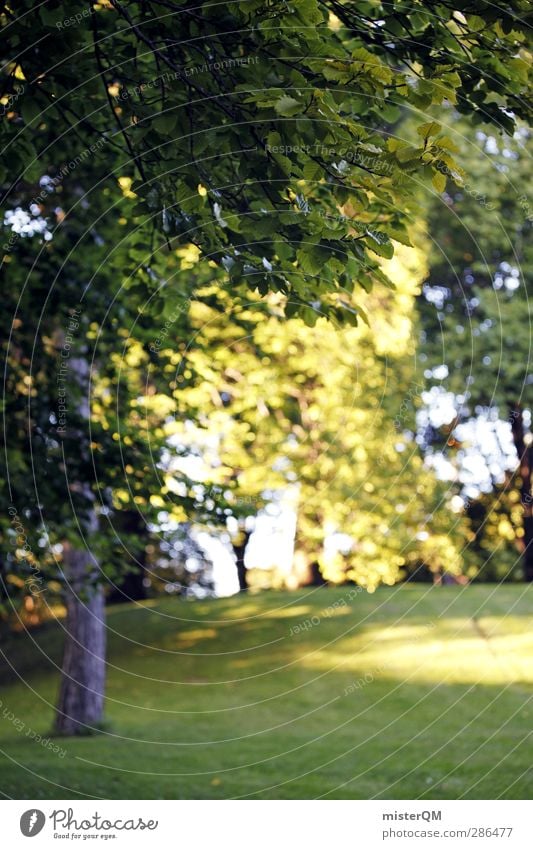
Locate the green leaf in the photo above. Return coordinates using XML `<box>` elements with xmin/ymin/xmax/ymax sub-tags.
<box><xmin>357</xmin><ymin>304</ymin><xmax>370</xmax><ymax>326</ymax></box>
<box><xmin>432</xmin><ymin>171</ymin><xmax>447</xmax><ymax>193</ymax></box>
<box><xmin>396</xmin><ymin>145</ymin><xmax>420</xmax><ymax>163</ymax></box>
<box><xmin>388</xmin><ymin>227</ymin><xmax>413</xmax><ymax>248</ymax></box>
<box><xmin>417</xmin><ymin>121</ymin><xmax>441</xmax><ymax>139</ymax></box>
<box><xmin>21</xmin><ymin>98</ymin><xmax>43</xmax><ymax>125</ymax></box>
<box><xmin>274</xmin><ymin>96</ymin><xmax>301</xmax><ymax>117</ymax></box>
<box><xmin>366</xmin><ymin>229</ymin><xmax>394</xmax><ymax>259</ymax></box>
<box><xmin>302</xmin><ymin>159</ymin><xmax>323</xmax><ymax>181</ymax></box>
<box><xmin>153</xmin><ymin>113</ymin><xmax>179</xmax><ymax>134</ymax></box>
<box><xmin>435</xmin><ymin>135</ymin><xmax>459</xmax><ymax>153</ymax></box>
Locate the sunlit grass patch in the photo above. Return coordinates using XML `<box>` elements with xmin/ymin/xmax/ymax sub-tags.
<box><xmin>1</xmin><ymin>584</ymin><xmax>532</xmax><ymax>799</ymax></box>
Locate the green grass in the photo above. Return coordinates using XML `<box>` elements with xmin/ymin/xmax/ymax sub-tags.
<box><xmin>1</xmin><ymin>584</ymin><xmax>532</xmax><ymax>799</ymax></box>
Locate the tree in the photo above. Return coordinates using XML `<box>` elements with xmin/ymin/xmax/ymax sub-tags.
<box><xmin>231</xmin><ymin>525</ymin><xmax>253</xmax><ymax>593</ymax></box>
<box><xmin>0</xmin><ymin>164</ymin><xmax>180</xmax><ymax>732</ymax></box>
<box><xmin>2</xmin><ymin>2</ymin><xmax>530</xmax><ymax>319</ymax></box>
<box><xmin>1</xmin><ymin>1</ymin><xmax>530</xmax><ymax>732</ymax></box>
<box><xmin>417</xmin><ymin>113</ymin><xmax>533</xmax><ymax>579</ymax></box>
<box><xmin>166</xmin><ymin>240</ymin><xmax>469</xmax><ymax>590</ymax></box>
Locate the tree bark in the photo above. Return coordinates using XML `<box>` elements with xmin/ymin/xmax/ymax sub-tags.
<box><xmin>232</xmin><ymin>530</ymin><xmax>251</xmax><ymax>593</ymax></box>
<box><xmin>53</xmin><ymin>349</ymin><xmax>107</xmax><ymax>734</ymax></box>
<box><xmin>510</xmin><ymin>404</ymin><xmax>533</xmax><ymax>582</ymax></box>
<box><xmin>54</xmin><ymin>543</ymin><xmax>106</xmax><ymax>734</ymax></box>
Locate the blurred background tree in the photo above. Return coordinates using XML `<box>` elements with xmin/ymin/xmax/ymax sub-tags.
<box><xmin>417</xmin><ymin>113</ymin><xmax>532</xmax><ymax>580</ymax></box>
<box><xmin>163</xmin><ymin>239</ymin><xmax>468</xmax><ymax>591</ymax></box>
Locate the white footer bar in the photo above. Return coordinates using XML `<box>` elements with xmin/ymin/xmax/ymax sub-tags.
<box><xmin>1</xmin><ymin>800</ymin><xmax>530</xmax><ymax>848</ymax></box>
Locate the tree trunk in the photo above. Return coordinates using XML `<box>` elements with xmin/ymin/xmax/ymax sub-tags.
<box><xmin>309</xmin><ymin>560</ymin><xmax>327</xmax><ymax>586</ymax></box>
<box><xmin>54</xmin><ymin>543</ymin><xmax>106</xmax><ymax>735</ymax></box>
<box><xmin>510</xmin><ymin>404</ymin><xmax>533</xmax><ymax>582</ymax></box>
<box><xmin>232</xmin><ymin>530</ymin><xmax>251</xmax><ymax>593</ymax></box>
<box><xmin>53</xmin><ymin>345</ymin><xmax>107</xmax><ymax>733</ymax></box>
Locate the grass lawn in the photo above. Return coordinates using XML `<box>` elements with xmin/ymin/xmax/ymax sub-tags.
<box><xmin>0</xmin><ymin>583</ymin><xmax>532</xmax><ymax>799</ymax></box>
